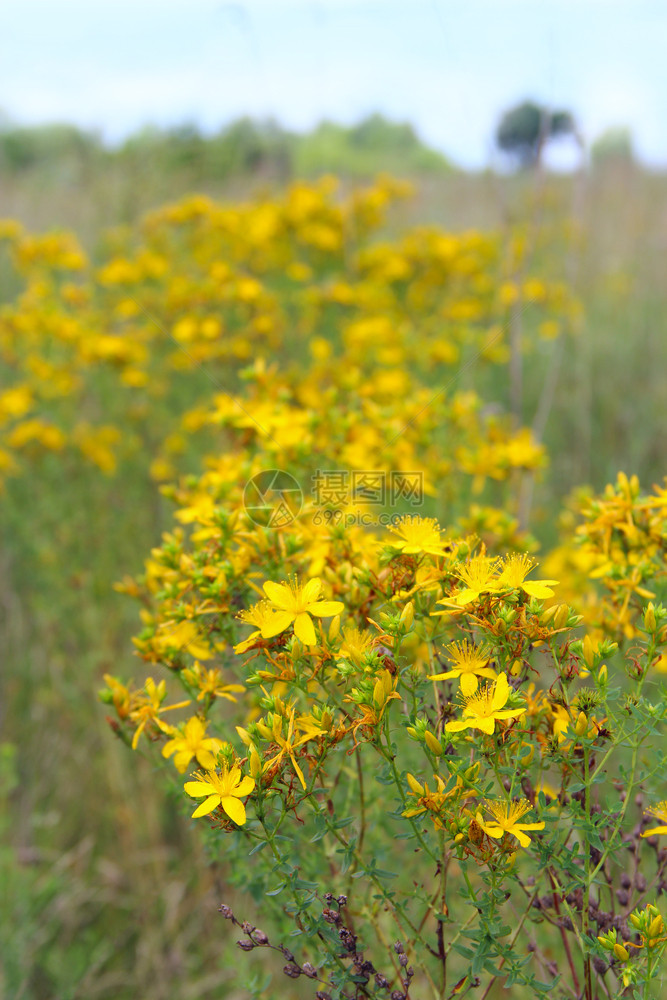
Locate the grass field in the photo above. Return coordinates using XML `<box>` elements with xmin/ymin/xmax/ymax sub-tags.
<box><xmin>1</xmin><ymin>157</ymin><xmax>665</xmax><ymax>999</ymax></box>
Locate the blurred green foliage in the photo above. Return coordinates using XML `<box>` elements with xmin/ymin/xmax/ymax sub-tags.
<box><xmin>591</xmin><ymin>126</ymin><xmax>635</xmax><ymax>165</ymax></box>
<box><xmin>0</xmin><ymin>113</ymin><xmax>451</xmax><ymax>185</ymax></box>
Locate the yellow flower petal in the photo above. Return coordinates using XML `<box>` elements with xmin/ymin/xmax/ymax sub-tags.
<box><xmin>301</xmin><ymin>578</ymin><xmax>322</xmax><ymax>604</ymax></box>
<box><xmin>475</xmin><ymin>717</ymin><xmax>496</xmax><ymax>735</ymax></box>
<box><xmin>173</xmin><ymin>749</ymin><xmax>194</xmax><ymax>773</ymax></box>
<box><xmin>259</xmin><ymin>610</ymin><xmax>294</xmax><ymax>638</ymax></box>
<box><xmin>294</xmin><ymin>612</ymin><xmax>317</xmax><ymax>646</ymax></box>
<box><xmin>161</xmin><ymin>739</ymin><xmax>178</xmax><ymax>758</ymax></box>
<box><xmin>427</xmin><ymin>669</ymin><xmax>456</xmax><ymax>681</ymax></box>
<box><xmin>453</xmin><ymin>588</ymin><xmax>479</xmax><ymax>606</ymax></box>
<box><xmin>445</xmin><ymin>719</ymin><xmax>470</xmax><ymax>733</ymax></box>
<box><xmin>192</xmin><ymin>794</ymin><xmax>221</xmax><ymax>818</ymax></box>
<box><xmin>262</xmin><ymin>581</ymin><xmax>293</xmax><ymax>609</ymax></box>
<box><xmin>491</xmin><ymin>672</ymin><xmax>509</xmax><ymax>711</ymax></box>
<box><xmin>195</xmin><ymin>747</ymin><xmax>218</xmax><ymax>770</ymax></box>
<box><xmin>184</xmin><ymin>780</ymin><xmax>215</xmax><ymax>797</ymax></box>
<box><xmin>232</xmin><ymin>775</ymin><xmax>256</xmax><ymax>797</ymax></box>
<box><xmin>480</xmin><ymin>823</ymin><xmax>504</xmax><ymax>839</ymax></box>
<box><xmin>522</xmin><ymin>581</ymin><xmax>557</xmax><ymax>599</ymax></box>
<box><xmin>221</xmin><ymin>795</ymin><xmax>246</xmax><ymax>825</ymax></box>
<box><xmin>460</xmin><ymin>672</ymin><xmax>479</xmax><ymax>697</ymax></box>
<box><xmin>641</xmin><ymin>825</ymin><xmax>667</xmax><ymax>838</ymax></box>
<box><xmin>309</xmin><ymin>600</ymin><xmax>344</xmax><ymax>617</ymax></box>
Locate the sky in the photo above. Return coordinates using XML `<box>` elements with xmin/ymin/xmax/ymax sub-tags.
<box><xmin>0</xmin><ymin>0</ymin><xmax>665</xmax><ymax>168</ymax></box>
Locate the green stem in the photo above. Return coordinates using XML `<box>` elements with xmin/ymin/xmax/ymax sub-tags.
<box><xmin>582</xmin><ymin>745</ymin><xmax>592</xmax><ymax>1000</ymax></box>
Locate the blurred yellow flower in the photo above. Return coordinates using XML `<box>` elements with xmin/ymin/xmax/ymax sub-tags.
<box><xmin>161</xmin><ymin>716</ymin><xmax>224</xmax><ymax>773</ymax></box>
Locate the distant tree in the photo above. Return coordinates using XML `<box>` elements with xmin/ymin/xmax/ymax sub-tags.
<box><xmin>496</xmin><ymin>100</ymin><xmax>576</xmax><ymax>169</ymax></box>
<box><xmin>0</xmin><ymin>123</ymin><xmax>99</xmax><ymax>173</ymax></box>
<box><xmin>591</xmin><ymin>127</ymin><xmax>634</xmax><ymax>165</ymax></box>
<box><xmin>293</xmin><ymin>113</ymin><xmax>451</xmax><ymax>177</ymax></box>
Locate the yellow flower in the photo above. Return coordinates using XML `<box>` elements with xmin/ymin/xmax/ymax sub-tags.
<box><xmin>103</xmin><ymin>673</ymin><xmax>132</xmax><ymax>719</ymax></box>
<box><xmin>182</xmin><ymin>662</ymin><xmax>245</xmax><ymax>702</ymax></box>
<box><xmin>388</xmin><ymin>515</ymin><xmax>448</xmax><ymax>557</ymax></box>
<box><xmin>263</xmin><ymin>708</ymin><xmax>316</xmax><ymax>790</ymax></box>
<box><xmin>477</xmin><ymin>799</ymin><xmax>545</xmax><ymax>847</ymax></box>
<box><xmin>234</xmin><ymin>600</ymin><xmax>292</xmax><ymax>654</ymax></box>
<box><xmin>641</xmin><ymin>801</ymin><xmax>667</xmax><ymax>837</ymax></box>
<box><xmin>428</xmin><ymin>639</ymin><xmax>497</xmax><ymax>696</ymax></box>
<box><xmin>495</xmin><ymin>554</ymin><xmax>558</xmax><ymax>600</ymax></box>
<box><xmin>161</xmin><ymin>716</ymin><xmax>224</xmax><ymax>773</ymax></box>
<box><xmin>184</xmin><ymin>763</ymin><xmax>255</xmax><ymax>823</ymax></box>
<box><xmin>445</xmin><ymin>673</ymin><xmax>525</xmax><ymax>736</ymax></box>
<box><xmin>261</xmin><ymin>577</ymin><xmax>343</xmax><ymax>646</ymax></box>
<box><xmin>336</xmin><ymin>625</ymin><xmax>375</xmax><ymax>665</ymax></box>
<box><xmin>128</xmin><ymin>678</ymin><xmax>190</xmax><ymax>749</ymax></box>
<box><xmin>403</xmin><ymin>772</ymin><xmax>464</xmax><ymax>829</ymax></box>
<box><xmin>154</xmin><ymin>620</ymin><xmax>213</xmax><ymax>660</ymax></box>
<box><xmin>449</xmin><ymin>555</ymin><xmax>500</xmax><ymax>606</ymax></box>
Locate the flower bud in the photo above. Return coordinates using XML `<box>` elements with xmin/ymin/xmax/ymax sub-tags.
<box><xmin>598</xmin><ymin>664</ymin><xmax>607</xmax><ymax>685</ymax></box>
<box><xmin>540</xmin><ymin>604</ymin><xmax>558</xmax><ymax>624</ymax></box>
<box><xmin>399</xmin><ymin>601</ymin><xmax>414</xmax><ymax>630</ymax></box>
<box><xmin>328</xmin><ymin>614</ymin><xmax>341</xmax><ymax>641</ymax></box>
<box><xmin>575</xmin><ymin>711</ymin><xmax>588</xmax><ymax>737</ymax></box>
<box><xmin>249</xmin><ymin>745</ymin><xmax>262</xmax><ymax>779</ymax></box>
<box><xmin>553</xmin><ymin>604</ymin><xmax>570</xmax><ymax>630</ymax></box>
<box><xmin>613</xmin><ymin>943</ymin><xmax>630</xmax><ymax>962</ymax></box>
<box><xmin>644</xmin><ymin>604</ymin><xmax>657</xmax><ymax>633</ymax></box>
<box><xmin>583</xmin><ymin>635</ymin><xmax>595</xmax><ymax>668</ymax></box>
<box><xmin>424</xmin><ymin>731</ymin><xmax>443</xmax><ymax>756</ymax></box>
<box><xmin>406</xmin><ymin>773</ymin><xmax>423</xmax><ymax>795</ymax></box>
